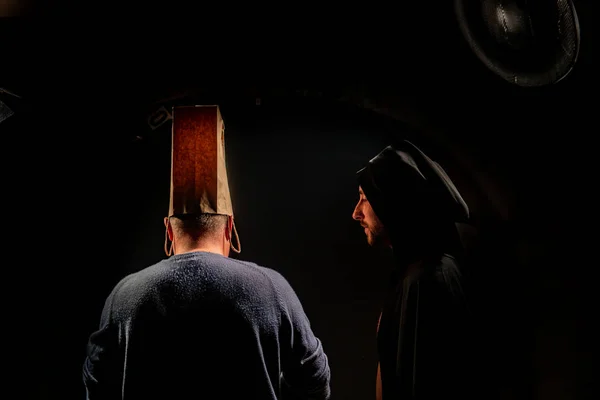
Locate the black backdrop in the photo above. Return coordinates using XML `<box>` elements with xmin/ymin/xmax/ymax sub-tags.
<box><xmin>2</xmin><ymin>1</ymin><xmax>594</xmax><ymax>399</ymax></box>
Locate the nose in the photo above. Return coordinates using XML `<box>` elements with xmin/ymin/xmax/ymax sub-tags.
<box><xmin>352</xmin><ymin>201</ymin><xmax>362</xmax><ymax>221</ymax></box>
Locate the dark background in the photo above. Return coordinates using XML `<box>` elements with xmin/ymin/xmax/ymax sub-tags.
<box><xmin>2</xmin><ymin>1</ymin><xmax>593</xmax><ymax>399</ymax></box>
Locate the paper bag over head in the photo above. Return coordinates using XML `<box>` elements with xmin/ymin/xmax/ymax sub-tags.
<box><xmin>168</xmin><ymin>105</ymin><xmax>234</xmax><ymax>217</ymax></box>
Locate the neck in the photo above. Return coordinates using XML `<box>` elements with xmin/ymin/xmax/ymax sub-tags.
<box><xmin>174</xmin><ymin>241</ymin><xmax>229</xmax><ymax>257</ymax></box>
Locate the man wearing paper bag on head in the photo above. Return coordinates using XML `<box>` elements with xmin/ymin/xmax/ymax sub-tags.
<box><xmin>83</xmin><ymin>105</ymin><xmax>331</xmax><ymax>400</ymax></box>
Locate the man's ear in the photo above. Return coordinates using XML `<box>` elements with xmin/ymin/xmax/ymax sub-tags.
<box><xmin>225</xmin><ymin>216</ymin><xmax>233</xmax><ymax>241</ymax></box>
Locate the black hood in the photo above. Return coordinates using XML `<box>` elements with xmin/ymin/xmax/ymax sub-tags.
<box><xmin>357</xmin><ymin>141</ymin><xmax>469</xmax><ymax>266</ymax></box>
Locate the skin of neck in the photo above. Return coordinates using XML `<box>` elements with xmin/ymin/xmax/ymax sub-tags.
<box><xmin>173</xmin><ymin>236</ymin><xmax>230</xmax><ymax>257</ymax></box>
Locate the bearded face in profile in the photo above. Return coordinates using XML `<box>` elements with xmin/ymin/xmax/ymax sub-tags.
<box><xmin>352</xmin><ymin>186</ymin><xmax>390</xmax><ymax>248</ymax></box>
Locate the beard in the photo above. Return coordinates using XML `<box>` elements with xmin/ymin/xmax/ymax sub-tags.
<box><xmin>364</xmin><ymin>220</ymin><xmax>388</xmax><ymax>247</ymax></box>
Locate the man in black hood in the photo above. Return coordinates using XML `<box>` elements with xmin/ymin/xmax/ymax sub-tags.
<box><xmin>352</xmin><ymin>141</ymin><xmax>477</xmax><ymax>399</ymax></box>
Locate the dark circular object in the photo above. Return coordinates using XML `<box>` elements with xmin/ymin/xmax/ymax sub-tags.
<box><xmin>455</xmin><ymin>0</ymin><xmax>580</xmax><ymax>87</ymax></box>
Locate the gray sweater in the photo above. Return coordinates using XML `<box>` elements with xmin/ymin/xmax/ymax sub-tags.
<box><xmin>83</xmin><ymin>251</ymin><xmax>330</xmax><ymax>400</ymax></box>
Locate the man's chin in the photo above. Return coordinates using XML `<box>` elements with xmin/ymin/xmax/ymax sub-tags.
<box><xmin>367</xmin><ymin>235</ymin><xmax>381</xmax><ymax>247</ymax></box>
<box><xmin>367</xmin><ymin>234</ymin><xmax>388</xmax><ymax>248</ymax></box>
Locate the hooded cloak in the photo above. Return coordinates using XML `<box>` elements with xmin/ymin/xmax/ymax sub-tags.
<box><xmin>357</xmin><ymin>141</ymin><xmax>478</xmax><ymax>399</ymax></box>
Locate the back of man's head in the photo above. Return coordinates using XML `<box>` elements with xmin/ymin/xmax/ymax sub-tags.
<box><xmin>170</xmin><ymin>213</ymin><xmax>229</xmax><ymax>242</ymax></box>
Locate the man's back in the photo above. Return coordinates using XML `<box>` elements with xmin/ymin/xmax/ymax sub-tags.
<box><xmin>83</xmin><ymin>251</ymin><xmax>330</xmax><ymax>400</ymax></box>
